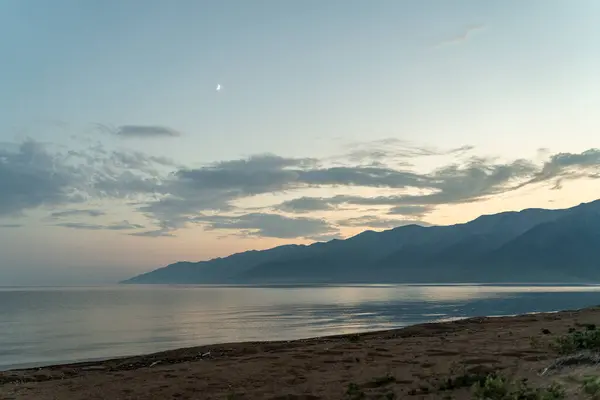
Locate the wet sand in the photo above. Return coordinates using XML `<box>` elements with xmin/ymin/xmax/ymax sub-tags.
<box><xmin>2</xmin><ymin>306</ymin><xmax>600</xmax><ymax>399</ymax></box>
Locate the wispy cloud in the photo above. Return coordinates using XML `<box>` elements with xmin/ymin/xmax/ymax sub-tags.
<box><xmin>527</xmin><ymin>149</ymin><xmax>600</xmax><ymax>186</ymax></box>
<box><xmin>276</xmin><ymin>196</ymin><xmax>437</xmax><ymax>215</ymax></box>
<box><xmin>95</xmin><ymin>124</ymin><xmax>180</xmax><ymax>138</ymax></box>
<box><xmin>193</xmin><ymin>213</ymin><xmax>337</xmax><ymax>239</ymax></box>
<box><xmin>0</xmin><ymin>224</ymin><xmax>22</xmax><ymax>228</ymax></box>
<box><xmin>275</xmin><ymin>197</ymin><xmax>336</xmax><ymax>213</ymax></box>
<box><xmin>340</xmin><ymin>139</ymin><xmax>474</xmax><ymax>165</ymax></box>
<box><xmin>387</xmin><ymin>205</ymin><xmax>433</xmax><ymax>216</ymax></box>
<box><xmin>49</xmin><ymin>209</ymin><xmax>106</xmax><ymax>218</ymax></box>
<box><xmin>129</xmin><ymin>229</ymin><xmax>175</xmax><ymax>238</ymax></box>
<box><xmin>336</xmin><ymin>216</ymin><xmax>429</xmax><ymax>229</ymax></box>
<box><xmin>55</xmin><ymin>221</ymin><xmax>144</xmax><ymax>231</ymax></box>
<box><xmin>436</xmin><ymin>24</ymin><xmax>485</xmax><ymax>47</ymax></box>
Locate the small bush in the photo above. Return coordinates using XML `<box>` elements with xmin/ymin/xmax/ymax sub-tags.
<box><xmin>346</xmin><ymin>382</ymin><xmax>365</xmax><ymax>399</ymax></box>
<box><xmin>438</xmin><ymin>372</ymin><xmax>489</xmax><ymax>391</ymax></box>
<box><xmin>370</xmin><ymin>374</ymin><xmax>396</xmax><ymax>387</ymax></box>
<box><xmin>582</xmin><ymin>376</ymin><xmax>600</xmax><ymax>399</ymax></box>
<box><xmin>554</xmin><ymin>327</ymin><xmax>600</xmax><ymax>354</ymax></box>
<box><xmin>472</xmin><ymin>375</ymin><xmax>565</xmax><ymax>400</ymax></box>
<box><xmin>473</xmin><ymin>375</ymin><xmax>509</xmax><ymax>399</ymax></box>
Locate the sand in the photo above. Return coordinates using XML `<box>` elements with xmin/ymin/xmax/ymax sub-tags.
<box><xmin>3</xmin><ymin>306</ymin><xmax>600</xmax><ymax>399</ymax></box>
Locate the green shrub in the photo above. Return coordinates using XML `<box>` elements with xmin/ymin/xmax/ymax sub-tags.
<box><xmin>582</xmin><ymin>376</ymin><xmax>600</xmax><ymax>399</ymax></box>
<box><xmin>438</xmin><ymin>372</ymin><xmax>489</xmax><ymax>391</ymax></box>
<box><xmin>473</xmin><ymin>375</ymin><xmax>509</xmax><ymax>399</ymax></box>
<box><xmin>346</xmin><ymin>382</ymin><xmax>365</xmax><ymax>399</ymax></box>
<box><xmin>554</xmin><ymin>328</ymin><xmax>600</xmax><ymax>354</ymax></box>
<box><xmin>472</xmin><ymin>375</ymin><xmax>565</xmax><ymax>400</ymax></box>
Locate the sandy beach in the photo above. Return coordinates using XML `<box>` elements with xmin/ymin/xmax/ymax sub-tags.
<box><xmin>3</xmin><ymin>306</ymin><xmax>600</xmax><ymax>399</ymax></box>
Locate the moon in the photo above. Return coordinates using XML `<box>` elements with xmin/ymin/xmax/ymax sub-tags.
<box><xmin>216</xmin><ymin>84</ymin><xmax>221</xmax><ymax>92</ymax></box>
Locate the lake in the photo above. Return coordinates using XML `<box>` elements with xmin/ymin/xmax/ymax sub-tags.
<box><xmin>1</xmin><ymin>284</ymin><xmax>600</xmax><ymax>370</ymax></box>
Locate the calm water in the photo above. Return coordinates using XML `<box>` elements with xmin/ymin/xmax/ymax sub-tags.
<box><xmin>1</xmin><ymin>284</ymin><xmax>600</xmax><ymax>370</ymax></box>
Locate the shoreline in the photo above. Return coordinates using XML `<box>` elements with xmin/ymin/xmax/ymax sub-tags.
<box><xmin>3</xmin><ymin>305</ymin><xmax>600</xmax><ymax>399</ymax></box>
<box><xmin>0</xmin><ymin>311</ymin><xmax>561</xmax><ymax>373</ymax></box>
<box><xmin>0</xmin><ymin>316</ymin><xmax>472</xmax><ymax>374</ymax></box>
<box><xmin>1</xmin><ymin>316</ymin><xmax>471</xmax><ymax>374</ymax></box>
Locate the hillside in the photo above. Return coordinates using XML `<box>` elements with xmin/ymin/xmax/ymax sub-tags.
<box><xmin>123</xmin><ymin>199</ymin><xmax>600</xmax><ymax>284</ymax></box>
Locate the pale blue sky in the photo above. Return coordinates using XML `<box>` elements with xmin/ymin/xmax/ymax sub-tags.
<box><xmin>1</xmin><ymin>0</ymin><xmax>600</xmax><ymax>284</ymax></box>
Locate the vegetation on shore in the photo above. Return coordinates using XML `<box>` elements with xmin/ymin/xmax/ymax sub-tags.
<box><xmin>337</xmin><ymin>323</ymin><xmax>600</xmax><ymax>399</ymax></box>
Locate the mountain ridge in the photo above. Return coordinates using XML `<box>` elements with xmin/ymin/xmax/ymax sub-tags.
<box><xmin>123</xmin><ymin>199</ymin><xmax>600</xmax><ymax>284</ymax></box>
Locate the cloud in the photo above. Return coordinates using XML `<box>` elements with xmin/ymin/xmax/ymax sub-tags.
<box><xmin>49</xmin><ymin>209</ymin><xmax>106</xmax><ymax>218</ymax></box>
<box><xmin>342</xmin><ymin>139</ymin><xmax>474</xmax><ymax>165</ymax></box>
<box><xmin>336</xmin><ymin>216</ymin><xmax>429</xmax><ymax>229</ymax></box>
<box><xmin>93</xmin><ymin>171</ymin><xmax>164</xmax><ymax>199</ymax></box>
<box><xmin>527</xmin><ymin>149</ymin><xmax>600</xmax><ymax>186</ymax></box>
<box><xmin>134</xmin><ymin>146</ymin><xmax>600</xmax><ymax>235</ymax></box>
<box><xmin>0</xmin><ymin>141</ymin><xmax>85</xmax><ymax>217</ymax></box>
<box><xmin>0</xmin><ymin>139</ymin><xmax>174</xmax><ymax>218</ymax></box>
<box><xmin>387</xmin><ymin>205</ymin><xmax>433</xmax><ymax>216</ymax></box>
<box><xmin>96</xmin><ymin>124</ymin><xmax>180</xmax><ymax>138</ymax></box>
<box><xmin>308</xmin><ymin>232</ymin><xmax>345</xmax><ymax>242</ymax></box>
<box><xmin>388</xmin><ymin>157</ymin><xmax>539</xmax><ymax>205</ymax></box>
<box><xmin>2</xmin><ymin>136</ymin><xmax>600</xmax><ymax>240</ymax></box>
<box><xmin>275</xmin><ymin>196</ymin><xmax>435</xmax><ymax>216</ymax></box>
<box><xmin>174</xmin><ymin>154</ymin><xmax>316</xmax><ymax>195</ymax></box>
<box><xmin>436</xmin><ymin>24</ymin><xmax>485</xmax><ymax>47</ymax></box>
<box><xmin>275</xmin><ymin>197</ymin><xmax>335</xmax><ymax>213</ymax></box>
<box><xmin>55</xmin><ymin>220</ymin><xmax>144</xmax><ymax>231</ymax></box>
<box><xmin>106</xmin><ymin>221</ymin><xmax>145</xmax><ymax>230</ymax></box>
<box><xmin>107</xmin><ymin>151</ymin><xmax>176</xmax><ymax>174</ymax></box>
<box><xmin>129</xmin><ymin>229</ymin><xmax>175</xmax><ymax>238</ymax></box>
<box><xmin>135</xmin><ymin>154</ymin><xmax>319</xmax><ymax>230</ymax></box>
<box><xmin>137</xmin><ymin>154</ymin><xmax>434</xmax><ymax>231</ymax></box>
<box><xmin>64</xmin><ymin>145</ymin><xmax>172</xmax><ymax>199</ymax></box>
<box><xmin>296</xmin><ymin>166</ymin><xmax>428</xmax><ymax>187</ymax></box>
<box><xmin>0</xmin><ymin>224</ymin><xmax>22</xmax><ymax>228</ymax></box>
<box><xmin>193</xmin><ymin>213</ymin><xmax>338</xmax><ymax>239</ymax></box>
<box><xmin>55</xmin><ymin>222</ymin><xmax>102</xmax><ymax>230</ymax></box>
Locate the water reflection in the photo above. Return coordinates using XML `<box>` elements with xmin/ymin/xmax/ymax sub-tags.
<box><xmin>1</xmin><ymin>284</ymin><xmax>600</xmax><ymax>370</ymax></box>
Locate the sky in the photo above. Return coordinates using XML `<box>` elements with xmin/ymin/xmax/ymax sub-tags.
<box><xmin>1</xmin><ymin>0</ymin><xmax>600</xmax><ymax>285</ymax></box>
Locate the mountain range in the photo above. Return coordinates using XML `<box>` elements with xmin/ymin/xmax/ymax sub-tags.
<box><xmin>123</xmin><ymin>199</ymin><xmax>600</xmax><ymax>284</ymax></box>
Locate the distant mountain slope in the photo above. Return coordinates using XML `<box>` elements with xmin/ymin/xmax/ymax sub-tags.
<box><xmin>123</xmin><ymin>199</ymin><xmax>600</xmax><ymax>284</ymax></box>
<box><xmin>123</xmin><ymin>244</ymin><xmax>306</xmax><ymax>284</ymax></box>
<box><xmin>476</xmin><ymin>206</ymin><xmax>600</xmax><ymax>280</ymax></box>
